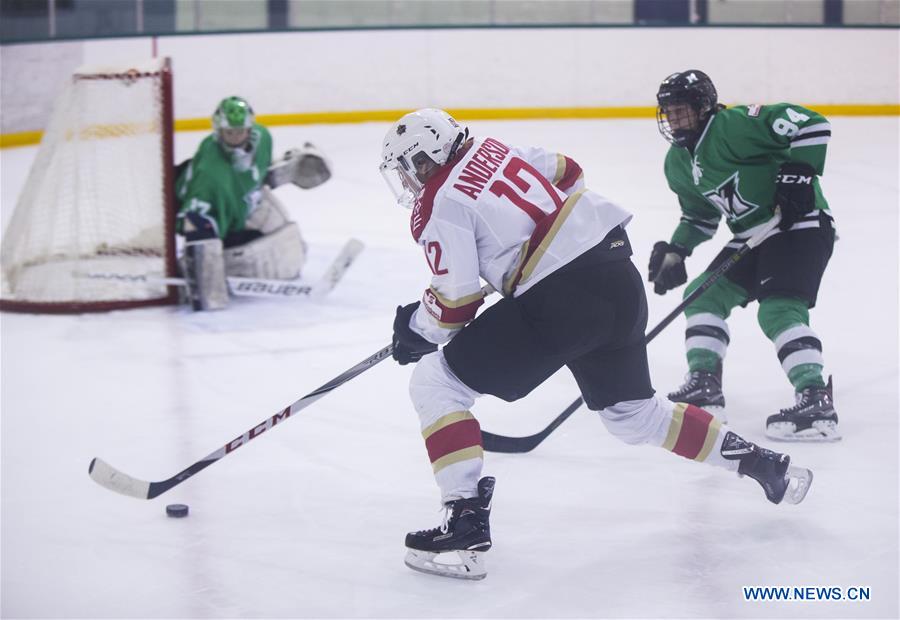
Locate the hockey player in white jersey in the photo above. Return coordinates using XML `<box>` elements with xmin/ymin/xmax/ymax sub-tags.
<box><xmin>380</xmin><ymin>109</ymin><xmax>814</xmax><ymax>581</ymax></box>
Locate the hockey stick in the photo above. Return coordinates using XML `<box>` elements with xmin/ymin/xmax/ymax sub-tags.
<box><xmin>82</xmin><ymin>274</ymin><xmax>319</xmax><ymax>299</ymax></box>
<box><xmin>307</xmin><ymin>238</ymin><xmax>365</xmax><ymax>298</ymax></box>
<box><xmin>481</xmin><ymin>214</ymin><xmax>783</xmax><ymax>454</ymax></box>
<box><xmin>76</xmin><ymin>238</ymin><xmax>364</xmax><ymax>300</ymax></box>
<box><xmin>226</xmin><ymin>237</ymin><xmax>365</xmax><ymax>298</ymax></box>
<box><xmin>89</xmin><ymin>343</ymin><xmax>395</xmax><ymax>499</ymax></box>
<box><xmin>89</xmin><ymin>283</ymin><xmax>495</xmax><ymax>500</ymax></box>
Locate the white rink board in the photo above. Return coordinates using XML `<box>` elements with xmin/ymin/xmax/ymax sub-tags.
<box><xmin>1</xmin><ymin>116</ymin><xmax>898</xmax><ymax>618</ymax></box>
<box><xmin>2</xmin><ymin>26</ymin><xmax>898</xmax><ymax>133</ymax></box>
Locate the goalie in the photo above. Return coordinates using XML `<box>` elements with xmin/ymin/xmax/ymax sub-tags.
<box><xmin>174</xmin><ymin>96</ymin><xmax>332</xmax><ymax>310</ymax></box>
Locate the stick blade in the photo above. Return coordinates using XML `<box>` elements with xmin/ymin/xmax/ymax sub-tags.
<box><xmin>481</xmin><ymin>398</ymin><xmax>583</xmax><ymax>454</ymax></box>
<box><xmin>312</xmin><ymin>238</ymin><xmax>364</xmax><ymax>297</ymax></box>
<box><xmin>481</xmin><ymin>431</ymin><xmax>540</xmax><ymax>454</ymax></box>
<box><xmin>88</xmin><ymin>457</ymin><xmax>151</xmax><ymax>500</ymax></box>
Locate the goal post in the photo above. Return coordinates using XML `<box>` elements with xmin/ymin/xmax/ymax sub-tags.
<box><xmin>0</xmin><ymin>57</ymin><xmax>178</xmax><ymax>313</ymax></box>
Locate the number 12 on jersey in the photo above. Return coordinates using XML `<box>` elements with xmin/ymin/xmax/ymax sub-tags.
<box><xmin>489</xmin><ymin>157</ymin><xmax>564</xmax><ymax>222</ymax></box>
<box><xmin>424</xmin><ymin>156</ymin><xmax>564</xmax><ymax>276</ymax></box>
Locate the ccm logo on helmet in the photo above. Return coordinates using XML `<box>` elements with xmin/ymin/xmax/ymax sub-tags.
<box><xmin>400</xmin><ymin>142</ymin><xmax>420</xmax><ymax>157</ymax></box>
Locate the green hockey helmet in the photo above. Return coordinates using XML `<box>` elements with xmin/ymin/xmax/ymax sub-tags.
<box><xmin>212</xmin><ymin>96</ymin><xmax>255</xmax><ymax>149</ymax></box>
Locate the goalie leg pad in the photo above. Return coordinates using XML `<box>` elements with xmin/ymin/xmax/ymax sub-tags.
<box><xmin>224</xmin><ymin>222</ymin><xmax>307</xmax><ymax>280</ymax></box>
<box><xmin>244</xmin><ymin>185</ymin><xmax>291</xmax><ymax>235</ymax></box>
<box><xmin>183</xmin><ymin>237</ymin><xmax>228</xmax><ymax>311</ymax></box>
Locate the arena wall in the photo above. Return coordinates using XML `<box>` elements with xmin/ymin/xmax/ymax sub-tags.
<box><xmin>2</xmin><ymin>27</ymin><xmax>897</xmax><ymax>141</ymax></box>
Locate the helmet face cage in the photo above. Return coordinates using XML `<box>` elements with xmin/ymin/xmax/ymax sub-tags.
<box><xmin>656</xmin><ymin>70</ymin><xmax>718</xmax><ymax>147</ymax></box>
<box><xmin>380</xmin><ymin>108</ymin><xmax>468</xmax><ymax>209</ymax></box>
<box><xmin>213</xmin><ymin>96</ymin><xmax>255</xmax><ymax>149</ymax></box>
<box><xmin>380</xmin><ymin>153</ymin><xmax>422</xmax><ymax>209</ymax></box>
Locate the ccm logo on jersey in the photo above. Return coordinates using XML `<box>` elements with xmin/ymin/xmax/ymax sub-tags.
<box><xmin>747</xmin><ymin>104</ymin><xmax>762</xmax><ymax>117</ymax></box>
<box><xmin>776</xmin><ymin>173</ymin><xmax>813</xmax><ymax>185</ymax></box>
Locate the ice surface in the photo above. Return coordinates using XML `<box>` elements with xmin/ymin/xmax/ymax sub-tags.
<box><xmin>1</xmin><ymin>118</ymin><xmax>898</xmax><ymax>618</ymax></box>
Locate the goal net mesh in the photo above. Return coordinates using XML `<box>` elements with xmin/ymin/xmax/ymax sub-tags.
<box><xmin>1</xmin><ymin>58</ymin><xmax>177</xmax><ymax>312</ymax></box>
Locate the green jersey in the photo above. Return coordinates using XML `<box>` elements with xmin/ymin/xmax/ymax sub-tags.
<box><xmin>664</xmin><ymin>104</ymin><xmax>831</xmax><ymax>251</ymax></box>
<box><xmin>176</xmin><ymin>124</ymin><xmax>273</xmax><ymax>239</ymax></box>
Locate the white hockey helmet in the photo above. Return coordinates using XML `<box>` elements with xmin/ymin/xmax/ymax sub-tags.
<box><xmin>380</xmin><ymin>108</ymin><xmax>469</xmax><ymax>208</ymax></box>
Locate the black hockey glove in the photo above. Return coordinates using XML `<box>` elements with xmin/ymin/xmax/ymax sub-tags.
<box><xmin>774</xmin><ymin>161</ymin><xmax>816</xmax><ymax>231</ymax></box>
<box><xmin>647</xmin><ymin>241</ymin><xmax>689</xmax><ymax>295</ymax></box>
<box><xmin>392</xmin><ymin>302</ymin><xmax>438</xmax><ymax>365</ymax></box>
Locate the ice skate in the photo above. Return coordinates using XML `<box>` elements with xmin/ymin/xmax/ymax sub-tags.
<box><xmin>765</xmin><ymin>377</ymin><xmax>840</xmax><ymax>442</ymax></box>
<box><xmin>668</xmin><ymin>367</ymin><xmax>726</xmax><ymax>421</ymax></box>
<box><xmin>721</xmin><ymin>432</ymin><xmax>813</xmax><ymax>504</ymax></box>
<box><xmin>404</xmin><ymin>477</ymin><xmax>494</xmax><ymax>581</ymax></box>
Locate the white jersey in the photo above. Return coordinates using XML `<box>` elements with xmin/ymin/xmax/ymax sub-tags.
<box><xmin>409</xmin><ymin>136</ymin><xmax>633</xmax><ymax>344</ymax></box>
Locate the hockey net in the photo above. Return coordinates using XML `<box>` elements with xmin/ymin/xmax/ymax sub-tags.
<box><xmin>0</xmin><ymin>58</ymin><xmax>178</xmax><ymax>313</ymax></box>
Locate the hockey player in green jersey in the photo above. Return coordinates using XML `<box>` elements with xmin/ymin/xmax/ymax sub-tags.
<box><xmin>176</xmin><ymin>95</ymin><xmax>276</xmax><ymax>244</ymax></box>
<box><xmin>648</xmin><ymin>70</ymin><xmax>839</xmax><ymax>442</ymax></box>
<box><xmin>174</xmin><ymin>96</ymin><xmax>331</xmax><ymax>310</ymax></box>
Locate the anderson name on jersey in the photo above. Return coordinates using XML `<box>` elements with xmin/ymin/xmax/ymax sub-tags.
<box><xmin>409</xmin><ymin>137</ymin><xmax>632</xmax><ymax>344</ymax></box>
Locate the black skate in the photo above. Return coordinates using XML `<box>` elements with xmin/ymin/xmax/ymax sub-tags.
<box><xmin>668</xmin><ymin>367</ymin><xmax>726</xmax><ymax>421</ymax></box>
<box><xmin>721</xmin><ymin>432</ymin><xmax>813</xmax><ymax>505</ymax></box>
<box><xmin>765</xmin><ymin>377</ymin><xmax>840</xmax><ymax>442</ymax></box>
<box><xmin>404</xmin><ymin>477</ymin><xmax>495</xmax><ymax>581</ymax></box>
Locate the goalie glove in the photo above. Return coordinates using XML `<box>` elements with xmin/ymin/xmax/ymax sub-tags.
<box><xmin>647</xmin><ymin>241</ymin><xmax>689</xmax><ymax>295</ymax></box>
<box><xmin>265</xmin><ymin>142</ymin><xmax>332</xmax><ymax>190</ymax></box>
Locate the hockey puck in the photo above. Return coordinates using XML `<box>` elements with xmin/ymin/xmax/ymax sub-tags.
<box><xmin>166</xmin><ymin>504</ymin><xmax>189</xmax><ymax>518</ymax></box>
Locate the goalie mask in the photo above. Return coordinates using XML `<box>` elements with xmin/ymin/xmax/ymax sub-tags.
<box><xmin>380</xmin><ymin>108</ymin><xmax>469</xmax><ymax>209</ymax></box>
<box><xmin>213</xmin><ymin>96</ymin><xmax>255</xmax><ymax>151</ymax></box>
<box><xmin>656</xmin><ymin>70</ymin><xmax>719</xmax><ymax>149</ymax></box>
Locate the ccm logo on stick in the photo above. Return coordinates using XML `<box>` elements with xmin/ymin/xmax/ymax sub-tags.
<box><xmin>225</xmin><ymin>408</ymin><xmax>292</xmax><ymax>452</ymax></box>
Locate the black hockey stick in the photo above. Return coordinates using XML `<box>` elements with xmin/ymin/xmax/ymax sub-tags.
<box><xmin>89</xmin><ymin>284</ymin><xmax>495</xmax><ymax>500</ymax></box>
<box><xmin>481</xmin><ymin>214</ymin><xmax>782</xmax><ymax>454</ymax></box>
<box><xmin>481</xmin><ymin>397</ymin><xmax>584</xmax><ymax>453</ymax></box>
<box><xmin>89</xmin><ymin>343</ymin><xmax>395</xmax><ymax>499</ymax></box>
